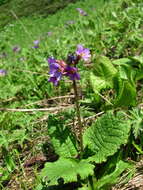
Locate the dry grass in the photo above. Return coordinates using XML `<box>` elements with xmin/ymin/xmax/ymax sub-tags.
<box><xmin>113</xmin><ymin>159</ymin><xmax>143</xmax><ymax>190</ymax></box>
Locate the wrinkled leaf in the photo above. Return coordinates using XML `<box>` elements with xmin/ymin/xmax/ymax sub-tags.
<box><xmin>48</xmin><ymin>115</ymin><xmax>78</xmax><ymax>157</ymax></box>
<box><xmin>41</xmin><ymin>158</ymin><xmax>94</xmax><ymax>185</ymax></box>
<box><xmin>83</xmin><ymin>112</ymin><xmax>131</xmax><ymax>163</ymax></box>
<box><xmin>94</xmin><ymin>160</ymin><xmax>133</xmax><ymax>189</ymax></box>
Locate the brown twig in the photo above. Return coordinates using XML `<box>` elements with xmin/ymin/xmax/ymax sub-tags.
<box><xmin>14</xmin><ymin>68</ymin><xmax>48</xmax><ymax>76</ymax></box>
<box><xmin>24</xmin><ymin>95</ymin><xmax>75</xmax><ymax>107</ymax></box>
<box><xmin>0</xmin><ymin>105</ymin><xmax>73</xmax><ymax>112</ymax></box>
<box><xmin>67</xmin><ymin>111</ymin><xmax>104</xmax><ymax>127</ymax></box>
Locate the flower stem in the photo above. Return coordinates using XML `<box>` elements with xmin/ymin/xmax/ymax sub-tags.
<box><xmin>72</xmin><ymin>80</ymin><xmax>83</xmax><ymax>157</ymax></box>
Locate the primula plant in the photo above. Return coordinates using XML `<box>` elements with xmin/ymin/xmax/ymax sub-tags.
<box><xmin>37</xmin><ymin>45</ymin><xmax>133</xmax><ymax>190</ymax></box>
<box><xmin>1</xmin><ymin>0</ymin><xmax>143</xmax><ymax>189</ymax></box>
<box><xmin>48</xmin><ymin>45</ymin><xmax>90</xmax><ymax>156</ymax></box>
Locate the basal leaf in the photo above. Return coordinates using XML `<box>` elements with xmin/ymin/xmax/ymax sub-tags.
<box><xmin>41</xmin><ymin>158</ymin><xmax>94</xmax><ymax>186</ymax></box>
<box><xmin>90</xmin><ymin>56</ymin><xmax>117</xmax><ymax>100</ymax></box>
<box><xmin>130</xmin><ymin>56</ymin><xmax>143</xmax><ymax>66</ymax></box>
<box><xmin>112</xmin><ymin>57</ymin><xmax>143</xmax><ymax>81</ymax></box>
<box><xmin>113</xmin><ymin>62</ymin><xmax>137</xmax><ymax>107</ymax></box>
<box><xmin>48</xmin><ymin>115</ymin><xmax>78</xmax><ymax>157</ymax></box>
<box><xmin>94</xmin><ymin>160</ymin><xmax>133</xmax><ymax>189</ymax></box>
<box><xmin>112</xmin><ymin>58</ymin><xmax>132</xmax><ymax>66</ymax></box>
<box><xmin>83</xmin><ymin>112</ymin><xmax>131</xmax><ymax>163</ymax></box>
<box><xmin>113</xmin><ymin>77</ymin><xmax>136</xmax><ymax>107</ymax></box>
<box><xmin>135</xmin><ymin>69</ymin><xmax>143</xmax><ymax>81</ymax></box>
<box><xmin>129</xmin><ymin>108</ymin><xmax>143</xmax><ymax>139</ymax></box>
<box><xmin>93</xmin><ymin>56</ymin><xmax>117</xmax><ymax>78</ymax></box>
<box><xmin>90</xmin><ymin>73</ymin><xmax>111</xmax><ymax>93</ymax></box>
<box><xmin>118</xmin><ymin>64</ymin><xmax>136</xmax><ymax>83</ymax></box>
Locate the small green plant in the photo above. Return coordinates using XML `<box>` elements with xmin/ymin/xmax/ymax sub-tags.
<box><xmin>0</xmin><ymin>0</ymin><xmax>143</xmax><ymax>189</ymax></box>
<box><xmin>38</xmin><ymin>111</ymin><xmax>133</xmax><ymax>189</ymax></box>
<box><xmin>36</xmin><ymin>46</ymin><xmax>134</xmax><ymax>189</ymax></box>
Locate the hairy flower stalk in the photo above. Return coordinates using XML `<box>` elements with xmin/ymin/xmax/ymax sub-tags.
<box><xmin>48</xmin><ymin>45</ymin><xmax>91</xmax><ymax>157</ymax></box>
<box><xmin>73</xmin><ymin>79</ymin><xmax>83</xmax><ymax>156</ymax></box>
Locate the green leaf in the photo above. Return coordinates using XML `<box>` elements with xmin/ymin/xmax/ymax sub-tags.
<box><xmin>0</xmin><ymin>166</ymin><xmax>10</xmax><ymax>183</ymax></box>
<box><xmin>48</xmin><ymin>115</ymin><xmax>78</xmax><ymax>157</ymax></box>
<box><xmin>132</xmin><ymin>141</ymin><xmax>143</xmax><ymax>154</ymax></box>
<box><xmin>94</xmin><ymin>160</ymin><xmax>133</xmax><ymax>189</ymax></box>
<box><xmin>4</xmin><ymin>153</ymin><xmax>16</xmax><ymax>172</ymax></box>
<box><xmin>91</xmin><ymin>56</ymin><xmax>117</xmax><ymax>93</ymax></box>
<box><xmin>113</xmin><ymin>77</ymin><xmax>136</xmax><ymax>107</ymax></box>
<box><xmin>90</xmin><ymin>73</ymin><xmax>111</xmax><ymax>93</ymax></box>
<box><xmin>113</xmin><ymin>63</ymin><xmax>137</xmax><ymax>107</ymax></box>
<box><xmin>117</xmin><ymin>64</ymin><xmax>136</xmax><ymax>84</ymax></box>
<box><xmin>112</xmin><ymin>58</ymin><xmax>132</xmax><ymax>66</ymax></box>
<box><xmin>131</xmin><ymin>56</ymin><xmax>143</xmax><ymax>66</ymax></box>
<box><xmin>112</xmin><ymin>57</ymin><xmax>143</xmax><ymax>81</ymax></box>
<box><xmin>91</xmin><ymin>57</ymin><xmax>137</xmax><ymax>107</ymax></box>
<box><xmin>129</xmin><ymin>108</ymin><xmax>143</xmax><ymax>139</ymax></box>
<box><xmin>9</xmin><ymin>129</ymin><xmax>27</xmax><ymax>146</ymax></box>
<box><xmin>111</xmin><ymin>58</ymin><xmax>137</xmax><ymax>107</ymax></box>
<box><xmin>93</xmin><ymin>56</ymin><xmax>117</xmax><ymax>78</ymax></box>
<box><xmin>35</xmin><ymin>183</ymin><xmax>43</xmax><ymax>190</ymax></box>
<box><xmin>136</xmin><ymin>69</ymin><xmax>143</xmax><ymax>81</ymax></box>
<box><xmin>41</xmin><ymin>158</ymin><xmax>94</xmax><ymax>186</ymax></box>
<box><xmin>83</xmin><ymin>112</ymin><xmax>131</xmax><ymax>163</ymax></box>
<box><xmin>90</xmin><ymin>56</ymin><xmax>117</xmax><ymax>102</ymax></box>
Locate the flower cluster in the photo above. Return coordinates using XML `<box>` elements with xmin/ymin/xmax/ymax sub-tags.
<box><xmin>33</xmin><ymin>40</ymin><xmax>40</xmax><ymax>49</ymax></box>
<box><xmin>0</xmin><ymin>69</ymin><xmax>7</xmax><ymax>77</ymax></box>
<box><xmin>76</xmin><ymin>44</ymin><xmax>91</xmax><ymax>61</ymax></box>
<box><xmin>13</xmin><ymin>45</ymin><xmax>21</xmax><ymax>53</ymax></box>
<box><xmin>76</xmin><ymin>8</ymin><xmax>88</xmax><ymax>16</ymax></box>
<box><xmin>48</xmin><ymin>45</ymin><xmax>90</xmax><ymax>85</ymax></box>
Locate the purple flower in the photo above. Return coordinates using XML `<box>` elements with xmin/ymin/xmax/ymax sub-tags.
<box><xmin>76</xmin><ymin>44</ymin><xmax>91</xmax><ymax>61</ymax></box>
<box><xmin>47</xmin><ymin>32</ymin><xmax>52</xmax><ymax>36</ymax></box>
<box><xmin>33</xmin><ymin>40</ymin><xmax>40</xmax><ymax>48</ymax></box>
<box><xmin>34</xmin><ymin>40</ymin><xmax>39</xmax><ymax>45</ymax></box>
<box><xmin>48</xmin><ymin>58</ymin><xmax>66</xmax><ymax>86</ymax></box>
<box><xmin>48</xmin><ymin>57</ymin><xmax>80</xmax><ymax>85</ymax></box>
<box><xmin>48</xmin><ymin>72</ymin><xmax>63</xmax><ymax>86</ymax></box>
<box><xmin>0</xmin><ymin>69</ymin><xmax>7</xmax><ymax>76</ymax></box>
<box><xmin>48</xmin><ymin>57</ymin><xmax>56</xmax><ymax>65</ymax></box>
<box><xmin>66</xmin><ymin>20</ymin><xmax>75</xmax><ymax>25</ymax></box>
<box><xmin>66</xmin><ymin>54</ymin><xmax>77</xmax><ymax>65</ymax></box>
<box><xmin>76</xmin><ymin>8</ymin><xmax>88</xmax><ymax>16</ymax></box>
<box><xmin>13</xmin><ymin>46</ymin><xmax>21</xmax><ymax>53</ymax></box>
<box><xmin>65</xmin><ymin>66</ymin><xmax>80</xmax><ymax>80</ymax></box>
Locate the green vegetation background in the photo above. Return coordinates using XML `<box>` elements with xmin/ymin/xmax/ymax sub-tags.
<box><xmin>0</xmin><ymin>0</ymin><xmax>143</xmax><ymax>189</ymax></box>
<box><xmin>0</xmin><ymin>0</ymin><xmax>79</xmax><ymax>28</ymax></box>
